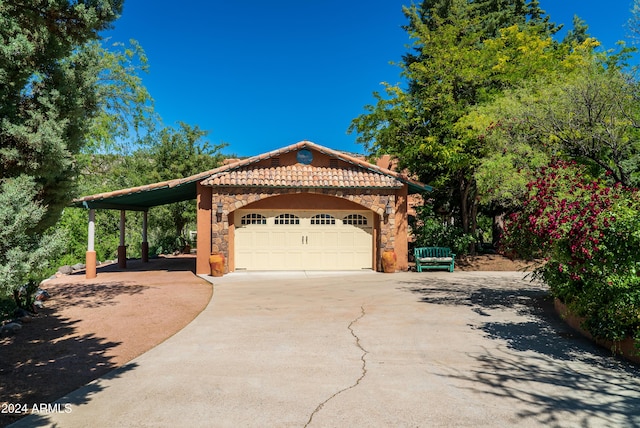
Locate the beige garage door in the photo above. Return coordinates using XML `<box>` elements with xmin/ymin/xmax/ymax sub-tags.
<box><xmin>235</xmin><ymin>210</ymin><xmax>373</xmax><ymax>270</ymax></box>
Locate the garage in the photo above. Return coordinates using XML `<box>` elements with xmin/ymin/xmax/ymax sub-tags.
<box><xmin>234</xmin><ymin>210</ymin><xmax>373</xmax><ymax>270</ymax></box>
<box><xmin>74</xmin><ymin>140</ymin><xmax>432</xmax><ymax>276</ymax></box>
<box><xmin>201</xmin><ymin>141</ymin><xmax>433</xmax><ymax>273</ymax></box>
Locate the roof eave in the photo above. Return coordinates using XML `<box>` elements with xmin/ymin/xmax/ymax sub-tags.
<box><xmin>407</xmin><ymin>182</ymin><xmax>433</xmax><ymax>194</ymax></box>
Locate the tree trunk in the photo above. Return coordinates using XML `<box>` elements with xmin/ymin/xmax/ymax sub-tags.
<box><xmin>470</xmin><ymin>196</ymin><xmax>478</xmax><ymax>255</ymax></box>
<box><xmin>493</xmin><ymin>212</ymin><xmax>506</xmax><ymax>249</ymax></box>
<box><xmin>459</xmin><ymin>175</ymin><xmax>478</xmax><ymax>255</ymax></box>
<box><xmin>460</xmin><ymin>177</ymin><xmax>470</xmax><ymax>234</ymax></box>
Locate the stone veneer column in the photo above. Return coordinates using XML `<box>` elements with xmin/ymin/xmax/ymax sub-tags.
<box><xmin>210</xmin><ymin>193</ymin><xmax>232</xmax><ymax>273</ymax></box>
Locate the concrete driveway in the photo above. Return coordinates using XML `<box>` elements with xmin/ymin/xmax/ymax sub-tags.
<box><xmin>11</xmin><ymin>271</ymin><xmax>640</xmax><ymax>427</ymax></box>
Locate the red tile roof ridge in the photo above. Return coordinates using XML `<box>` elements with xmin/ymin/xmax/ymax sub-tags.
<box><xmin>199</xmin><ymin>140</ymin><xmax>421</xmax><ymax>183</ymax></box>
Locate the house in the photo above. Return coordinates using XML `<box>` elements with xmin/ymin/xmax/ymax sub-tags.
<box><xmin>73</xmin><ymin>141</ymin><xmax>432</xmax><ymax>276</ymax></box>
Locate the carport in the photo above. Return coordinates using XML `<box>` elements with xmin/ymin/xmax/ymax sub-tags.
<box><xmin>72</xmin><ymin>169</ymin><xmax>218</xmax><ymax>279</ymax></box>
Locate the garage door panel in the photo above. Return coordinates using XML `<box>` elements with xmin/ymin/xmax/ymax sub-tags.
<box><xmin>253</xmin><ymin>251</ymin><xmax>272</xmax><ymax>270</ymax></box>
<box><xmin>354</xmin><ymin>227</ymin><xmax>373</xmax><ymax>246</ymax></box>
<box><xmin>268</xmin><ymin>250</ymin><xmax>302</xmax><ymax>270</ymax></box>
<box><xmin>252</xmin><ymin>231</ymin><xmax>272</xmax><ymax>247</ymax></box>
<box><xmin>333</xmin><ymin>252</ymin><xmax>352</xmax><ymax>270</ymax></box>
<box><xmin>305</xmin><ymin>250</ymin><xmax>328</xmax><ymax>270</ymax></box>
<box><xmin>318</xmin><ymin>231</ymin><xmax>339</xmax><ymax>247</ymax></box>
<box><xmin>235</xmin><ymin>228</ymin><xmax>254</xmax><ymax>246</ymax></box>
<box><xmin>287</xmin><ymin>251</ymin><xmax>303</xmax><ymax>267</ymax></box>
<box><xmin>237</xmin><ymin>249</ymin><xmax>271</xmax><ymax>270</ymax></box>
<box><xmin>338</xmin><ymin>232</ymin><xmax>357</xmax><ymax>246</ymax></box>
<box><xmin>270</xmin><ymin>231</ymin><xmax>299</xmax><ymax>247</ymax></box>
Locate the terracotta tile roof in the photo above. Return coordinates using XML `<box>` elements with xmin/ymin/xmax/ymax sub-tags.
<box><xmin>201</xmin><ymin>164</ymin><xmax>404</xmax><ymax>188</ymax></box>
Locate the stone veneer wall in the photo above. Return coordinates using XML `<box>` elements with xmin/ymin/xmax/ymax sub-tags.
<box><xmin>209</xmin><ymin>187</ymin><xmax>398</xmax><ymax>271</ymax></box>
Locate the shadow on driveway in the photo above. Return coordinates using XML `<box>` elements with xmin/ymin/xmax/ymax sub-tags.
<box><xmin>404</xmin><ymin>273</ymin><xmax>640</xmax><ymax>427</ymax></box>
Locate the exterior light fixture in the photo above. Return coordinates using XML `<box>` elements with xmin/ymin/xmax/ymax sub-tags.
<box><xmin>216</xmin><ymin>202</ymin><xmax>224</xmax><ymax>222</ymax></box>
<box><xmin>385</xmin><ymin>199</ymin><xmax>393</xmax><ymax>215</ymax></box>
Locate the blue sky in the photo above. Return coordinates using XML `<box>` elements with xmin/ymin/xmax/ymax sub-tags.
<box><xmin>103</xmin><ymin>1</ymin><xmax>636</xmax><ymax>157</ymax></box>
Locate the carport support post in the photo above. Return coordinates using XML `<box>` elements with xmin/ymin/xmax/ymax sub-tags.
<box><xmin>86</xmin><ymin>209</ymin><xmax>97</xmax><ymax>279</ymax></box>
<box><xmin>118</xmin><ymin>210</ymin><xmax>127</xmax><ymax>268</ymax></box>
<box><xmin>196</xmin><ymin>183</ymin><xmax>213</xmax><ymax>275</ymax></box>
<box><xmin>141</xmin><ymin>210</ymin><xmax>149</xmax><ymax>263</ymax></box>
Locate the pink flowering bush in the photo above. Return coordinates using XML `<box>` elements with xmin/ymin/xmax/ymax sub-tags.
<box><xmin>503</xmin><ymin>160</ymin><xmax>640</xmax><ymax>345</ymax></box>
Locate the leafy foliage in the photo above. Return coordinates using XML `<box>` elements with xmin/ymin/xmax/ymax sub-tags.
<box><xmin>84</xmin><ymin>39</ymin><xmax>157</xmax><ymax>155</ymax></box>
<box><xmin>413</xmin><ymin>205</ymin><xmax>476</xmax><ymax>255</ymax></box>
<box><xmin>0</xmin><ymin>1</ymin><xmax>122</xmax><ymax>307</ymax></box>
<box><xmin>352</xmin><ymin>1</ymin><xmax>640</xmax><ymax>347</ymax></box>
<box><xmin>482</xmin><ymin>57</ymin><xmax>640</xmax><ymax>189</ymax></box>
<box><xmin>0</xmin><ymin>0</ymin><xmax>124</xmax><ymax>230</ymax></box>
<box><xmin>53</xmin><ymin>207</ymin><xmax>123</xmax><ymax>266</ymax></box>
<box><xmin>124</xmin><ymin>123</ymin><xmax>226</xmax><ymax>244</ymax></box>
<box><xmin>503</xmin><ymin>161</ymin><xmax>640</xmax><ymax>345</ymax></box>
<box><xmin>0</xmin><ymin>176</ymin><xmax>65</xmax><ymax>299</ymax></box>
<box><xmin>350</xmin><ymin>1</ymin><xmax>563</xmax><ymax>242</ymax></box>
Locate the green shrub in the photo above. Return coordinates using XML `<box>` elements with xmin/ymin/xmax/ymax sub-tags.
<box><xmin>414</xmin><ymin>206</ymin><xmax>476</xmax><ymax>255</ymax></box>
<box><xmin>0</xmin><ymin>176</ymin><xmax>65</xmax><ymax>301</ymax></box>
<box><xmin>150</xmin><ymin>234</ymin><xmax>188</xmax><ymax>255</ymax></box>
<box><xmin>503</xmin><ymin>161</ymin><xmax>640</xmax><ymax>346</ymax></box>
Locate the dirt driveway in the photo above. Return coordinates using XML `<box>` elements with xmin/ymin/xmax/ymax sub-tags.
<box><xmin>10</xmin><ymin>271</ymin><xmax>640</xmax><ymax>427</ymax></box>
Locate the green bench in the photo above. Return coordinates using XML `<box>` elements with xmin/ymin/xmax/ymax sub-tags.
<box><xmin>414</xmin><ymin>247</ymin><xmax>456</xmax><ymax>272</ymax></box>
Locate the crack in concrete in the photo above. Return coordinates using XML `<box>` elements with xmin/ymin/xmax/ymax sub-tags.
<box><xmin>304</xmin><ymin>306</ymin><xmax>368</xmax><ymax>427</ymax></box>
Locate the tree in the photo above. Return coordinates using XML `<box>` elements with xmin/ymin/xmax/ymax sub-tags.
<box><xmin>564</xmin><ymin>15</ymin><xmax>590</xmax><ymax>45</ymax></box>
<box><xmin>0</xmin><ymin>176</ymin><xmax>66</xmax><ymax>303</ymax></box>
<box><xmin>466</xmin><ymin>13</ymin><xmax>640</xmax><ymax>241</ymax></box>
<box><xmin>350</xmin><ymin>0</ymin><xmax>558</xmax><ymax>250</ymax></box>
<box><xmin>408</xmin><ymin>0</ymin><xmax>553</xmax><ymax>38</ymax></box>
<box><xmin>537</xmin><ymin>65</ymin><xmax>640</xmax><ymax>186</ymax></box>
<box><xmin>479</xmin><ymin>54</ymin><xmax>640</xmax><ymax>190</ymax></box>
<box><xmin>89</xmin><ymin>123</ymin><xmax>227</xmax><ymax>255</ymax></box>
<box><xmin>0</xmin><ymin>1</ymin><xmax>122</xmax><ymax>301</ymax></box>
<box><xmin>146</xmin><ymin>123</ymin><xmax>225</xmax><ymax>184</ymax></box>
<box><xmin>0</xmin><ymin>0</ymin><xmax>124</xmax><ymax>230</ymax></box>
<box><xmin>68</xmin><ymin>38</ymin><xmax>157</xmax><ymax>203</ymax></box>
<box><xmin>145</xmin><ymin>123</ymin><xmax>226</xmax><ymax>243</ymax></box>
<box><xmin>629</xmin><ymin>0</ymin><xmax>640</xmax><ymax>45</ymax></box>
<box><xmin>83</xmin><ymin>39</ymin><xmax>157</xmax><ymax>156</ymax></box>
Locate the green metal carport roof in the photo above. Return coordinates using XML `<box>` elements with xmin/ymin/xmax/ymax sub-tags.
<box><xmin>71</xmin><ymin>169</ymin><xmax>216</xmax><ymax>211</ymax></box>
